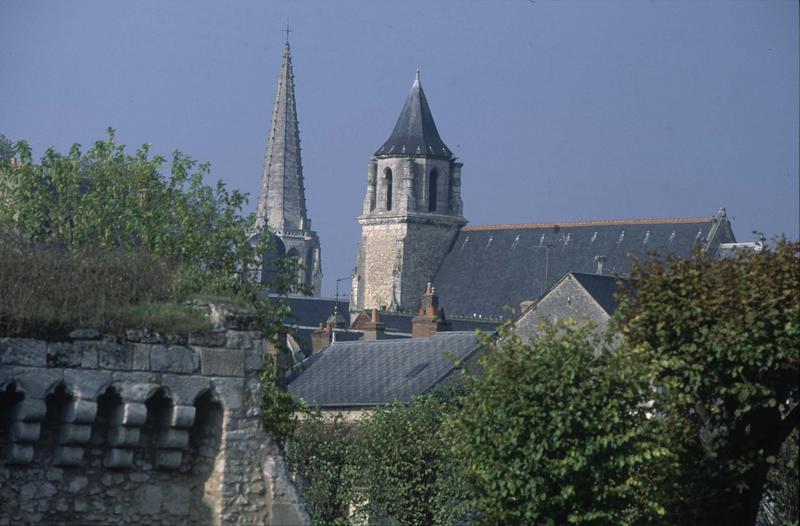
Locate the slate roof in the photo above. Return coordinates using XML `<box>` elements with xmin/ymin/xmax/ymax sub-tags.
<box><xmin>377</xmin><ymin>311</ymin><xmax>500</xmax><ymax>335</ymax></box>
<box><xmin>570</xmin><ymin>272</ymin><xmax>626</xmax><ymax>315</ymax></box>
<box><xmin>374</xmin><ymin>71</ymin><xmax>453</xmax><ymax>159</ymax></box>
<box><xmin>432</xmin><ymin>214</ymin><xmax>735</xmax><ymax>319</ymax></box>
<box><xmin>281</xmin><ymin>295</ymin><xmax>349</xmax><ymax>328</ymax></box>
<box><xmin>287</xmin><ymin>332</ymin><xmax>482</xmax><ymax>407</ymax></box>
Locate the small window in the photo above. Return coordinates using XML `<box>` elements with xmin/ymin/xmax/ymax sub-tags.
<box><xmin>384</xmin><ymin>168</ymin><xmax>393</xmax><ymax>211</ymax></box>
<box><xmin>428</xmin><ymin>169</ymin><xmax>438</xmax><ymax>212</ymax></box>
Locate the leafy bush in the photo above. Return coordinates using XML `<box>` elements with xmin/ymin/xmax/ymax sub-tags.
<box><xmin>0</xmin><ymin>130</ymin><xmax>272</xmax><ymax>335</ymax></box>
<box><xmin>352</xmin><ymin>390</ymin><xmax>465</xmax><ymax>526</ymax></box>
<box><xmin>615</xmin><ymin>239</ymin><xmax>800</xmax><ymax>526</ymax></box>
<box><xmin>287</xmin><ymin>410</ymin><xmax>356</xmax><ymax>526</ymax></box>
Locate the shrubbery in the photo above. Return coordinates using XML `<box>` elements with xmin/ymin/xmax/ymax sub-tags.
<box><xmin>287</xmin><ymin>241</ymin><xmax>798</xmax><ymax>526</ymax></box>
<box><xmin>0</xmin><ymin>130</ymin><xmax>272</xmax><ymax>336</ymax></box>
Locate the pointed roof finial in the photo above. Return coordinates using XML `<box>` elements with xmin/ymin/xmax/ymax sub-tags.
<box><xmin>283</xmin><ymin>21</ymin><xmax>292</xmax><ymax>45</ymax></box>
<box><xmin>415</xmin><ymin>68</ymin><xmax>420</xmax><ymax>84</ymax></box>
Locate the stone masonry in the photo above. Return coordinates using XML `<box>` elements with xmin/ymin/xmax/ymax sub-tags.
<box><xmin>0</xmin><ymin>320</ymin><xmax>310</xmax><ymax>525</ymax></box>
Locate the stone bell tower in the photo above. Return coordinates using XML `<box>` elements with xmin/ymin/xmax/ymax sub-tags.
<box><xmin>351</xmin><ymin>71</ymin><xmax>466</xmax><ymax>314</ymax></box>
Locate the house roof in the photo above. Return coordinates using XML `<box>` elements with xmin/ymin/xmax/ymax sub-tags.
<box><xmin>376</xmin><ymin>311</ymin><xmax>500</xmax><ymax>335</ymax></box>
<box><xmin>570</xmin><ymin>272</ymin><xmax>625</xmax><ymax>315</ymax></box>
<box><xmin>432</xmin><ymin>213</ymin><xmax>735</xmax><ymax>319</ymax></box>
<box><xmin>374</xmin><ymin>71</ymin><xmax>453</xmax><ymax>159</ymax></box>
<box><xmin>287</xmin><ymin>331</ymin><xmax>482</xmax><ymax>407</ymax></box>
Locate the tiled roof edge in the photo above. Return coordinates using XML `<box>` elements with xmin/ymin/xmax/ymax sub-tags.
<box><xmin>462</xmin><ymin>217</ymin><xmax>715</xmax><ymax>231</ymax></box>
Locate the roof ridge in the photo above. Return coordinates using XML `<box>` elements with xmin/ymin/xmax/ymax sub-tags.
<box><xmin>462</xmin><ymin>216</ymin><xmax>714</xmax><ymax>231</ymax></box>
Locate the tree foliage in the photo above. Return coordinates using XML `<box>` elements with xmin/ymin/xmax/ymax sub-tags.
<box><xmin>757</xmin><ymin>429</ymin><xmax>799</xmax><ymax>526</ymax></box>
<box><xmin>353</xmin><ymin>391</ymin><xmax>463</xmax><ymax>526</ymax></box>
<box><xmin>286</xmin><ymin>411</ymin><xmax>355</xmax><ymax>526</ymax></box>
<box><xmin>615</xmin><ymin>240</ymin><xmax>800</xmax><ymax>526</ymax></box>
<box><xmin>0</xmin><ymin>129</ymin><xmax>267</xmax><ymax>299</ymax></box>
<box><xmin>448</xmin><ymin>323</ymin><xmax>663</xmax><ymax>525</ymax></box>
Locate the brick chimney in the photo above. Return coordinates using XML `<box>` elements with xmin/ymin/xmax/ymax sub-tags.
<box><xmin>412</xmin><ymin>283</ymin><xmax>451</xmax><ymax>338</ymax></box>
<box><xmin>310</xmin><ymin>321</ymin><xmax>333</xmax><ymax>354</ymax></box>
<box><xmin>362</xmin><ymin>308</ymin><xmax>386</xmax><ymax>341</ymax></box>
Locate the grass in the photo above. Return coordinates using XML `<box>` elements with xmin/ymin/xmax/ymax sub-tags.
<box><xmin>0</xmin><ymin>233</ymin><xmax>216</xmax><ymax>338</ymax></box>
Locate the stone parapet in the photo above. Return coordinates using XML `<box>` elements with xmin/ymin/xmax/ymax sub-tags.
<box><xmin>0</xmin><ymin>324</ymin><xmax>309</xmax><ymax>525</ymax></box>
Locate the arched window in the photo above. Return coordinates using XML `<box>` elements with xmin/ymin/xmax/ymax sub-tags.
<box><xmin>428</xmin><ymin>169</ymin><xmax>438</xmax><ymax>212</ymax></box>
<box><xmin>384</xmin><ymin>168</ymin><xmax>393</xmax><ymax>211</ymax></box>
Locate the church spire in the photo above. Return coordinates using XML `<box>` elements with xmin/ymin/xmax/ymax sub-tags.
<box><xmin>374</xmin><ymin>70</ymin><xmax>452</xmax><ymax>159</ymax></box>
<box><xmin>256</xmin><ymin>41</ymin><xmax>309</xmax><ymax>232</ymax></box>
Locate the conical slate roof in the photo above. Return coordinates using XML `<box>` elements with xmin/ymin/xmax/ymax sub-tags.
<box><xmin>375</xmin><ymin>71</ymin><xmax>453</xmax><ymax>158</ymax></box>
<box><xmin>255</xmin><ymin>42</ymin><xmax>309</xmax><ymax>232</ymax></box>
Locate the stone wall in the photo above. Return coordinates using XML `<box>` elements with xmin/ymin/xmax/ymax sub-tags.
<box><xmin>512</xmin><ymin>275</ymin><xmax>610</xmax><ymax>336</ymax></box>
<box><xmin>0</xmin><ymin>323</ymin><xmax>310</xmax><ymax>525</ymax></box>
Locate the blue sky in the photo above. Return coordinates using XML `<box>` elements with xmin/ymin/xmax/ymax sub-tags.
<box><xmin>1</xmin><ymin>0</ymin><xmax>797</xmax><ymax>297</ymax></box>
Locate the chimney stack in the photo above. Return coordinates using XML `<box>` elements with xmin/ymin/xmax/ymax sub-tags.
<box><xmin>362</xmin><ymin>308</ymin><xmax>386</xmax><ymax>341</ymax></box>
<box><xmin>412</xmin><ymin>283</ymin><xmax>451</xmax><ymax>337</ymax></box>
<box><xmin>350</xmin><ymin>308</ymin><xmax>386</xmax><ymax>341</ymax></box>
<box><xmin>311</xmin><ymin>321</ymin><xmax>333</xmax><ymax>354</ymax></box>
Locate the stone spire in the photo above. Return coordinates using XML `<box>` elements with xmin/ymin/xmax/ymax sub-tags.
<box><xmin>256</xmin><ymin>41</ymin><xmax>309</xmax><ymax>232</ymax></box>
<box><xmin>374</xmin><ymin>69</ymin><xmax>453</xmax><ymax>159</ymax></box>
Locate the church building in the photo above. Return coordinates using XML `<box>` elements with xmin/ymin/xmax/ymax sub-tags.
<box><xmin>255</xmin><ymin>41</ymin><xmax>322</xmax><ymax>296</ymax></box>
<box><xmin>350</xmin><ymin>71</ymin><xmax>738</xmax><ymax>320</ymax></box>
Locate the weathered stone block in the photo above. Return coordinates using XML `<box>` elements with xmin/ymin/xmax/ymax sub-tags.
<box><xmin>151</xmin><ymin>345</ymin><xmax>199</xmax><ymax>373</ymax></box>
<box><xmin>54</xmin><ymin>446</ymin><xmax>84</xmax><ymax>466</ymax></box>
<box><xmin>62</xmin><ymin>399</ymin><xmax>97</xmax><ymax>424</ymax></box>
<box><xmin>110</xmin><ymin>402</ymin><xmax>147</xmax><ymax>426</ymax></box>
<box><xmin>108</xmin><ymin>426</ymin><xmax>140</xmax><ymax>447</ymax></box>
<box><xmin>157</xmin><ymin>428</ymin><xmax>189</xmax><ymax>449</ymax></box>
<box><xmin>69</xmin><ymin>329</ymin><xmax>101</xmax><ymax>340</ymax></box>
<box><xmin>59</xmin><ymin>424</ymin><xmax>92</xmax><ymax>444</ymax></box>
<box><xmin>96</xmin><ymin>342</ymin><xmax>132</xmax><ymax>370</ymax></box>
<box><xmin>64</xmin><ymin>369</ymin><xmax>111</xmax><ymax>400</ymax></box>
<box><xmin>163</xmin><ymin>485</ymin><xmax>190</xmax><ymax>515</ymax></box>
<box><xmin>104</xmin><ymin>448</ymin><xmax>134</xmax><ymax>469</ymax></box>
<box><xmin>2</xmin><ymin>366</ymin><xmax>62</xmax><ymax>400</ymax></box>
<box><xmin>10</xmin><ymin>398</ymin><xmax>46</xmax><ymax>422</ymax></box>
<box><xmin>66</xmin><ymin>475</ymin><xmax>88</xmax><ymax>493</ymax></box>
<box><xmin>210</xmin><ymin>377</ymin><xmax>244</xmax><ymax>410</ymax></box>
<box><xmin>164</xmin><ymin>405</ymin><xmax>196</xmax><ymax>428</ymax></box>
<box><xmin>226</xmin><ymin>330</ymin><xmax>258</xmax><ymax>350</ymax></box>
<box><xmin>0</xmin><ymin>338</ymin><xmax>47</xmax><ymax>366</ymax></box>
<box><xmin>132</xmin><ymin>344</ymin><xmax>150</xmax><ymax>370</ymax></box>
<box><xmin>199</xmin><ymin>347</ymin><xmax>245</xmax><ymax>377</ymax></box>
<box><xmin>6</xmin><ymin>443</ymin><xmax>34</xmax><ymax>464</ymax></box>
<box><xmin>161</xmin><ymin>374</ymin><xmax>210</xmax><ymax>405</ymax></box>
<box><xmin>47</xmin><ymin>342</ymin><xmax>83</xmax><ymax>368</ymax></box>
<box><xmin>112</xmin><ymin>372</ymin><xmax>160</xmax><ymax>403</ymax></box>
<box><xmin>246</xmin><ymin>348</ymin><xmax>265</xmax><ymax>376</ymax></box>
<box><xmin>135</xmin><ymin>485</ymin><xmax>162</xmax><ymax>514</ymax></box>
<box><xmin>10</xmin><ymin>421</ymin><xmax>40</xmax><ymax>442</ymax></box>
<box><xmin>154</xmin><ymin>449</ymin><xmax>183</xmax><ymax>469</ymax></box>
<box><xmin>81</xmin><ymin>346</ymin><xmax>98</xmax><ymax>367</ymax></box>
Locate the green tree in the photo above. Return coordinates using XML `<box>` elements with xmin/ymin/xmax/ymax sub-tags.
<box><xmin>757</xmin><ymin>430</ymin><xmax>799</xmax><ymax>526</ymax></box>
<box><xmin>0</xmin><ymin>134</ymin><xmax>15</xmax><ymax>161</ymax></box>
<box><xmin>0</xmin><ymin>129</ymin><xmax>267</xmax><ymax>299</ymax></box>
<box><xmin>353</xmin><ymin>391</ymin><xmax>463</xmax><ymax>526</ymax></box>
<box><xmin>448</xmin><ymin>323</ymin><xmax>665</xmax><ymax>526</ymax></box>
<box><xmin>615</xmin><ymin>240</ymin><xmax>800</xmax><ymax>526</ymax></box>
<box><xmin>286</xmin><ymin>411</ymin><xmax>355</xmax><ymax>525</ymax></box>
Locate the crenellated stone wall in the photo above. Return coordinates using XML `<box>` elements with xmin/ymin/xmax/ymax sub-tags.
<box><xmin>0</xmin><ymin>322</ymin><xmax>310</xmax><ymax>525</ymax></box>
